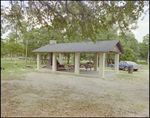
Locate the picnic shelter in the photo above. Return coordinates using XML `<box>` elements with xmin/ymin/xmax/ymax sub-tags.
<box><xmin>32</xmin><ymin>40</ymin><xmax>125</xmax><ymax>78</ymax></box>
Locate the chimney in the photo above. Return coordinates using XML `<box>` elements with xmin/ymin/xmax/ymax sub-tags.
<box><xmin>50</xmin><ymin>40</ymin><xmax>57</xmax><ymax>44</ymax></box>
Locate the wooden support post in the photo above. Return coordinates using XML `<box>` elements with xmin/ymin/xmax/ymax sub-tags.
<box><xmin>59</xmin><ymin>53</ymin><xmax>63</xmax><ymax>64</ymax></box>
<box><xmin>99</xmin><ymin>53</ymin><xmax>105</xmax><ymax>78</ymax></box>
<box><xmin>115</xmin><ymin>53</ymin><xmax>119</xmax><ymax>74</ymax></box>
<box><xmin>37</xmin><ymin>52</ymin><xmax>41</xmax><ymax>69</ymax></box>
<box><xmin>75</xmin><ymin>52</ymin><xmax>80</xmax><ymax>74</ymax></box>
<box><xmin>74</xmin><ymin>53</ymin><xmax>75</xmax><ymax>65</ymax></box>
<box><xmin>52</xmin><ymin>52</ymin><xmax>57</xmax><ymax>71</ymax></box>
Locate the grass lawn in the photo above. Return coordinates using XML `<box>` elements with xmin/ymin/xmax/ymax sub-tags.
<box><xmin>1</xmin><ymin>58</ymin><xmax>45</xmax><ymax>76</ymax></box>
<box><xmin>1</xmin><ymin>58</ymin><xmax>149</xmax><ymax>75</ymax></box>
<box><xmin>142</xmin><ymin>64</ymin><xmax>149</xmax><ymax>70</ymax></box>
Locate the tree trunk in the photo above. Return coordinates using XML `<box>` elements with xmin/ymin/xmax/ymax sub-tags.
<box><xmin>11</xmin><ymin>53</ymin><xmax>12</xmax><ymax>60</ymax></box>
<box><xmin>105</xmin><ymin>58</ymin><xmax>107</xmax><ymax>67</ymax></box>
<box><xmin>44</xmin><ymin>55</ymin><xmax>47</xmax><ymax>64</ymax></box>
<box><xmin>98</xmin><ymin>57</ymin><xmax>99</xmax><ymax>67</ymax></box>
<box><xmin>50</xmin><ymin>53</ymin><xmax>53</xmax><ymax>66</ymax></box>
<box><xmin>5</xmin><ymin>54</ymin><xmax>7</xmax><ymax>60</ymax></box>
<box><xmin>41</xmin><ymin>56</ymin><xmax>43</xmax><ymax>64</ymax></box>
<box><xmin>147</xmin><ymin>50</ymin><xmax>149</xmax><ymax>65</ymax></box>
<box><xmin>46</xmin><ymin>53</ymin><xmax>53</xmax><ymax>68</ymax></box>
<box><xmin>74</xmin><ymin>53</ymin><xmax>75</xmax><ymax>65</ymax></box>
<box><xmin>65</xmin><ymin>56</ymin><xmax>67</xmax><ymax>61</ymax></box>
<box><xmin>67</xmin><ymin>54</ymin><xmax>70</xmax><ymax>64</ymax></box>
<box><xmin>107</xmin><ymin>59</ymin><xmax>111</xmax><ymax>67</ymax></box>
<box><xmin>25</xmin><ymin>40</ymin><xmax>28</xmax><ymax>65</ymax></box>
<box><xmin>107</xmin><ymin>59</ymin><xmax>109</xmax><ymax>67</ymax></box>
<box><xmin>112</xmin><ymin>59</ymin><xmax>114</xmax><ymax>64</ymax></box>
<box><xmin>14</xmin><ymin>53</ymin><xmax>17</xmax><ymax>67</ymax></box>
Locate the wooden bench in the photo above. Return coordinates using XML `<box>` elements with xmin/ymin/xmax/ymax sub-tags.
<box><xmin>57</xmin><ymin>64</ymin><xmax>66</xmax><ymax>71</ymax></box>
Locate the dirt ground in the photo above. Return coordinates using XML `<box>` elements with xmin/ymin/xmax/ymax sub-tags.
<box><xmin>1</xmin><ymin>70</ymin><xmax>149</xmax><ymax>117</ymax></box>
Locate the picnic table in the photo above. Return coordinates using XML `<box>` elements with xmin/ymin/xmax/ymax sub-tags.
<box><xmin>84</xmin><ymin>64</ymin><xmax>93</xmax><ymax>71</ymax></box>
<box><xmin>67</xmin><ymin>63</ymin><xmax>94</xmax><ymax>71</ymax></box>
<box><xmin>68</xmin><ymin>65</ymin><xmax>75</xmax><ymax>71</ymax></box>
<box><xmin>57</xmin><ymin>61</ymin><xmax>66</xmax><ymax>70</ymax></box>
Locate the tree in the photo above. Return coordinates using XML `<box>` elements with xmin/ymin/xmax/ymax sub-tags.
<box><xmin>2</xmin><ymin>2</ymin><xmax>25</xmax><ymax>66</ymax></box>
<box><xmin>1</xmin><ymin>38</ymin><xmax>9</xmax><ymax>59</ymax></box>
<box><xmin>2</xmin><ymin>1</ymin><xmax>149</xmax><ymax>42</ymax></box>
<box><xmin>119</xmin><ymin>32</ymin><xmax>140</xmax><ymax>62</ymax></box>
<box><xmin>21</xmin><ymin>26</ymin><xmax>64</xmax><ymax>60</ymax></box>
<box><xmin>80</xmin><ymin>26</ymin><xmax>120</xmax><ymax>64</ymax></box>
<box><xmin>6</xmin><ymin>32</ymin><xmax>24</xmax><ymax>60</ymax></box>
<box><xmin>139</xmin><ymin>34</ymin><xmax>149</xmax><ymax>63</ymax></box>
<box><xmin>143</xmin><ymin>34</ymin><xmax>149</xmax><ymax>64</ymax></box>
<box><xmin>2</xmin><ymin>1</ymin><xmax>149</xmax><ymax>66</ymax></box>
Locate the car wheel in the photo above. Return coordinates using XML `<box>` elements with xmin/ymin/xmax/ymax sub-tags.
<box><xmin>134</xmin><ymin>69</ymin><xmax>138</xmax><ymax>71</ymax></box>
<box><xmin>124</xmin><ymin>66</ymin><xmax>128</xmax><ymax>71</ymax></box>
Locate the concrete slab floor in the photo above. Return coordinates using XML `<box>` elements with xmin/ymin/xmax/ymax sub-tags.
<box><xmin>38</xmin><ymin>67</ymin><xmax>116</xmax><ymax>78</ymax></box>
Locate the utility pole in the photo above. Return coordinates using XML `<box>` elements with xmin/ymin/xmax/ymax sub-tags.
<box><xmin>25</xmin><ymin>40</ymin><xmax>28</xmax><ymax>65</ymax></box>
<box><xmin>14</xmin><ymin>36</ymin><xmax>18</xmax><ymax>67</ymax></box>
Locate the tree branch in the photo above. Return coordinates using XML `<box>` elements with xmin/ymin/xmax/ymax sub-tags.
<box><xmin>65</xmin><ymin>1</ymin><xmax>80</xmax><ymax>16</ymax></box>
<box><xmin>54</xmin><ymin>1</ymin><xmax>58</xmax><ymax>10</ymax></box>
<box><xmin>39</xmin><ymin>1</ymin><xmax>65</xmax><ymax>22</ymax></box>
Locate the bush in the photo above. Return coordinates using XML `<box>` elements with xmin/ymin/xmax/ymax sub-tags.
<box><xmin>136</xmin><ymin>61</ymin><xmax>147</xmax><ymax>65</ymax></box>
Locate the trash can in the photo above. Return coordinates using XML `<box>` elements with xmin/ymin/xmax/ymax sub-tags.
<box><xmin>128</xmin><ymin>66</ymin><xmax>133</xmax><ymax>74</ymax></box>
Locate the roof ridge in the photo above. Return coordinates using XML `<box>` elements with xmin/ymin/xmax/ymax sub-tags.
<box><xmin>49</xmin><ymin>40</ymin><xmax>119</xmax><ymax>45</ymax></box>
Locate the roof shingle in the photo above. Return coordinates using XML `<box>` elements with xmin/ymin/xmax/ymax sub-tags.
<box><xmin>32</xmin><ymin>40</ymin><xmax>125</xmax><ymax>54</ymax></box>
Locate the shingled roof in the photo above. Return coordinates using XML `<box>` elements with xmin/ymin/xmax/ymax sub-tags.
<box><xmin>32</xmin><ymin>40</ymin><xmax>125</xmax><ymax>54</ymax></box>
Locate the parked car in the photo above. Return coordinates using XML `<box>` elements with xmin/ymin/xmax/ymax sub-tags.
<box><xmin>109</xmin><ymin>61</ymin><xmax>143</xmax><ymax>71</ymax></box>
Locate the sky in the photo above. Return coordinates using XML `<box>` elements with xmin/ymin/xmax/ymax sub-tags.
<box><xmin>131</xmin><ymin>5</ymin><xmax>149</xmax><ymax>42</ymax></box>
<box><xmin>1</xmin><ymin>1</ymin><xmax>149</xmax><ymax>43</ymax></box>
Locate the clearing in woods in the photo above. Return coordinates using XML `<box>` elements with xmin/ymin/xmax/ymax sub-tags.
<box><xmin>1</xmin><ymin>69</ymin><xmax>149</xmax><ymax>117</ymax></box>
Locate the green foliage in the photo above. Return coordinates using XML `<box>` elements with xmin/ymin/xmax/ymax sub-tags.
<box><xmin>1</xmin><ymin>2</ymin><xmax>26</xmax><ymax>65</ymax></box>
<box><xmin>21</xmin><ymin>26</ymin><xmax>65</xmax><ymax>59</ymax></box>
<box><xmin>119</xmin><ymin>32</ymin><xmax>139</xmax><ymax>62</ymax></box>
<box><xmin>143</xmin><ymin>34</ymin><xmax>149</xmax><ymax>45</ymax></box>
<box><xmin>7</xmin><ymin>41</ymin><xmax>24</xmax><ymax>54</ymax></box>
<box><xmin>80</xmin><ymin>54</ymin><xmax>94</xmax><ymax>62</ymax></box>
<box><xmin>1</xmin><ymin>1</ymin><xmax>148</xmax><ymax>63</ymax></box>
<box><xmin>1</xmin><ymin>39</ymin><xmax>9</xmax><ymax>57</ymax></box>
<box><xmin>2</xmin><ymin>1</ymin><xmax>148</xmax><ymax>42</ymax></box>
<box><xmin>121</xmin><ymin>48</ymin><xmax>134</xmax><ymax>61</ymax></box>
<box><xmin>139</xmin><ymin>34</ymin><xmax>149</xmax><ymax>61</ymax></box>
<box><xmin>4</xmin><ymin>32</ymin><xmax>24</xmax><ymax>55</ymax></box>
<box><xmin>136</xmin><ymin>61</ymin><xmax>147</xmax><ymax>65</ymax></box>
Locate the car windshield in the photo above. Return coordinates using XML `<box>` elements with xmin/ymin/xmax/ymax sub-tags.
<box><xmin>126</xmin><ymin>62</ymin><xmax>137</xmax><ymax>65</ymax></box>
